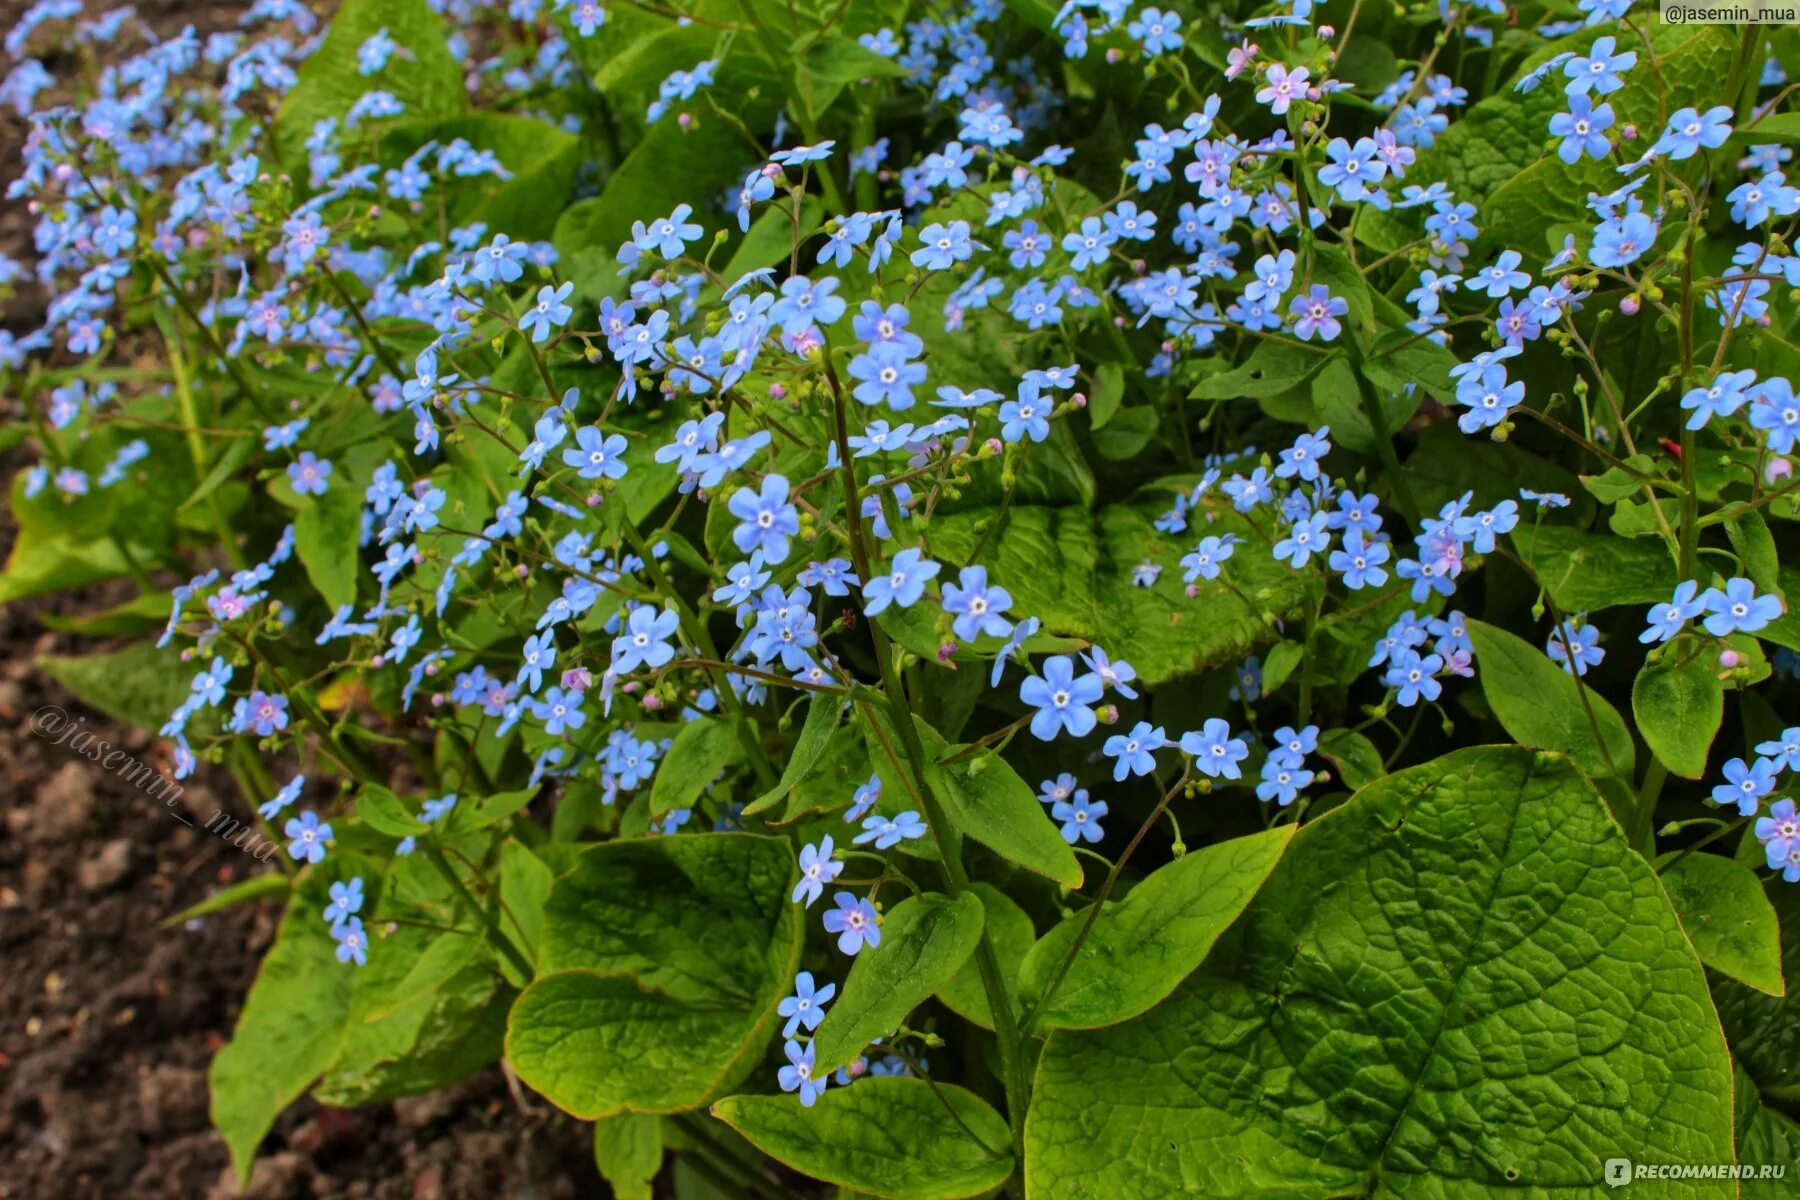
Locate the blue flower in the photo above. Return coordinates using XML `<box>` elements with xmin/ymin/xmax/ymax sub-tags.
<box><xmin>285</xmin><ymin>810</ymin><xmax>332</xmax><ymax>864</ymax></box>
<box><xmin>1640</xmin><ymin>581</ymin><xmax>1705</xmax><ymax>644</ymax></box>
<box><xmin>1021</xmin><ymin>655</ymin><xmax>1104</xmax><ymax>740</ymax></box>
<box><xmin>1181</xmin><ymin>534</ymin><xmax>1238</xmax><ymax>582</ymax></box>
<box><xmin>1701</xmin><ymin>577</ymin><xmax>1782</xmax><ymax>635</ymax></box>
<box><xmin>1276</xmin><ymin>427</ymin><xmax>1331</xmax><ymax>481</ymax></box>
<box><xmin>1712</xmin><ymin>756</ymin><xmax>1778</xmax><ymax>816</ymax></box>
<box><xmin>1384</xmin><ymin>650</ymin><xmax>1444</xmax><ymax>707</ymax></box>
<box><xmin>1082</xmin><ymin>646</ymin><xmax>1138</xmax><ymax>699</ymax></box>
<box><xmin>1179</xmin><ymin>718</ymin><xmax>1249</xmax><ymax>779</ymax></box>
<box><xmin>854</xmin><ymin>810</ymin><xmax>926</xmax><ymax>849</ymax></box>
<box><xmin>1103</xmin><ymin>721</ymin><xmax>1167</xmax><ymax>781</ymax></box>
<box><xmin>1127</xmin><ymin>6</ymin><xmax>1183</xmax><ymax>56</ymax></box>
<box><xmin>728</xmin><ymin>474</ymin><xmax>799</xmax><ymax>564</ymax></box>
<box><xmin>863</xmin><ymin>548</ymin><xmax>940</xmax><ymax>615</ymax></box>
<box><xmin>1255</xmin><ymin>756</ymin><xmax>1313</xmax><ymax>807</ymax></box>
<box><xmin>778</xmin><ymin>971</ymin><xmax>836</xmax><ymax>1038</ymax></box>
<box><xmin>1547</xmin><ymin>620</ymin><xmax>1604</xmax><ymax>676</ymax></box>
<box><xmin>848</xmin><ymin>343</ymin><xmax>927</xmax><ymax>410</ymax></box>
<box><xmin>846</xmin><ymin>775</ymin><xmax>881</xmax><ymax>822</ymax></box>
<box><xmin>1549</xmin><ymin>96</ymin><xmax>1614</xmax><ymax>163</ymax></box>
<box><xmin>1270</xmin><ymin>724</ymin><xmax>1320</xmax><ymax>765</ymax></box>
<box><xmin>1563</xmin><ymin>36</ymin><xmax>1635</xmax><ymax>96</ymax></box>
<box><xmin>1329</xmin><ymin>531</ymin><xmax>1390</xmax><ymax>589</ymax></box>
<box><xmin>941</xmin><ymin>565</ymin><xmax>1014</xmax><ymax>641</ymax></box>
<box><xmin>778</xmin><ymin>1039</ymin><xmax>829</xmax><ymax>1106</ymax></box>
<box><xmin>999</xmin><ymin>382</ymin><xmax>1051</xmax><ymax>443</ymax></box>
<box><xmin>1289</xmin><ymin>286</ymin><xmax>1347</xmax><ymax>341</ymax></box>
<box><xmin>612</xmin><ymin>605</ymin><xmax>680</xmax><ymax>674</ymax></box>
<box><xmin>793</xmin><ymin>836</ymin><xmax>843</xmax><ymax>907</ymax></box>
<box><xmin>1274</xmin><ymin>511</ymin><xmax>1332</xmax><ymax>569</ymax></box>
<box><xmin>332</xmin><ymin>917</ymin><xmax>368</xmax><ymax>966</ymax></box>
<box><xmin>771</xmin><ymin>275</ymin><xmax>846</xmax><ymax>336</ymax></box>
<box><xmin>520</xmin><ymin>281</ymin><xmax>574</xmax><ymax>342</ymax></box>
<box><xmin>910</xmin><ymin>220</ymin><xmax>978</xmax><ymax>270</ymax></box>
<box><xmin>823</xmin><ymin>892</ymin><xmax>881</xmax><ymax>955</ymax></box>
<box><xmin>533</xmin><ymin>685</ymin><xmax>586</xmax><ymax>736</ymax></box>
<box><xmin>1052</xmin><ymin>792</ymin><xmax>1108</xmax><ymax>843</ymax></box>
<box><xmin>1755</xmin><ymin>797</ymin><xmax>1800</xmax><ymax>873</ymax></box>
<box><xmin>324</xmin><ymin>877</ymin><xmax>364</xmax><ymax>929</ymax></box>
<box><xmin>1680</xmin><ymin>369</ymin><xmax>1756</xmax><ymax>429</ymax></box>
<box><xmin>1756</xmin><ymin>728</ymin><xmax>1800</xmax><ymax>773</ymax></box>
<box><xmin>563</xmin><ymin>426</ymin><xmax>628</xmax><ymax>481</ymax></box>
<box><xmin>1653</xmin><ymin>105</ymin><xmax>1732</xmax><ymax>161</ymax></box>
<box><xmin>1038</xmin><ymin>773</ymin><xmax>1077</xmax><ymax>806</ymax></box>
<box><xmin>287</xmin><ymin>451</ymin><xmax>333</xmax><ymax>496</ymax></box>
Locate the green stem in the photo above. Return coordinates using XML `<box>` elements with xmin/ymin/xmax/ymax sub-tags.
<box><xmin>420</xmin><ymin>839</ymin><xmax>534</xmax><ymax>980</ymax></box>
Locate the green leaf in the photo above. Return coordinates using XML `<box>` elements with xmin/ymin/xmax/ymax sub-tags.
<box><xmin>377</xmin><ymin>114</ymin><xmax>582</xmax><ymax>240</ymax></box>
<box><xmin>1318</xmin><ymin>727</ymin><xmax>1385</xmax><ymax>790</ymax></box>
<box><xmin>1026</xmin><ymin>747</ymin><xmax>1735</xmax><ymax>1197</ymax></box>
<box><xmin>936</xmin><ymin>883</ymin><xmax>1035</xmax><ymax>1031</ymax></box>
<box><xmin>1017</xmin><ymin>826</ymin><xmax>1293</xmax><ymax>1031</ymax></box>
<box><xmin>1580</xmin><ymin>454</ymin><xmax>1660</xmax><ymax>504</ymax></box>
<box><xmin>1190</xmin><ymin>341</ymin><xmax>1335</xmax><ymax>400</ymax></box>
<box><xmin>812</xmin><ymin>892</ymin><xmax>986</xmax><ymax>1072</ymax></box>
<box><xmin>1661</xmin><ymin>853</ymin><xmax>1784</xmax><ymax>996</ymax></box>
<box><xmin>273</xmin><ymin>0</ymin><xmax>462</xmax><ymax>164</ymax></box>
<box><xmin>293</xmin><ymin>483</ymin><xmax>362</xmax><ymax>610</ymax></box>
<box><xmin>1088</xmin><ymin>362</ymin><xmax>1125</xmax><ymax>429</ymax></box>
<box><xmin>1633</xmin><ymin>648</ymin><xmax>1725</xmax><ymax>779</ymax></box>
<box><xmin>594</xmin><ymin>1112</ymin><xmax>664</xmax><ymax>1200</ymax></box>
<box><xmin>0</xmin><ymin>525</ymin><xmax>133</xmax><ymax>604</ymax></box>
<box><xmin>39</xmin><ymin>590</ymin><xmax>171</xmax><ymax>637</ymax></box>
<box><xmin>1727</xmin><ymin>509</ymin><xmax>1783</xmax><ymax>597</ymax></box>
<box><xmin>799</xmin><ymin>33</ymin><xmax>911</xmax><ymax>84</ymax></box>
<box><xmin>1312</xmin><ymin>353</ymin><xmax>1417</xmax><ymax>456</ymax></box>
<box><xmin>1257</xmin><ymin>639</ymin><xmax>1305</xmax><ymax>696</ymax></box>
<box><xmin>713</xmin><ymin>1078</ymin><xmax>1013</xmax><ymax>1200</ymax></box>
<box><xmin>498</xmin><ymin>838</ymin><xmax>555</xmax><ymax>978</ymax></box>
<box><xmin>1089</xmin><ymin>405</ymin><xmax>1158</xmax><ymax>461</ymax></box>
<box><xmin>745</xmin><ymin>695</ymin><xmax>846</xmax><ymax>817</ymax></box>
<box><xmin>555</xmin><ymin>118</ymin><xmax>744</xmax><ymax>301</ymax></box>
<box><xmin>921</xmin><ymin>492</ymin><xmax>1306</xmax><ymax>687</ymax></box>
<box><xmin>1513</xmin><ymin>523</ymin><xmax>1678</xmax><ymax>611</ymax></box>
<box><xmin>210</xmin><ymin>857</ymin><xmax>366</xmax><ymax>1182</ymax></box>
<box><xmin>160</xmin><ymin>871</ymin><xmax>289</xmax><ymax>928</ymax></box>
<box><xmin>1467</xmin><ymin>618</ymin><xmax>1635</xmax><ymax>778</ymax></box>
<box><xmin>1735</xmin><ymin>1065</ymin><xmax>1800</xmax><ymax>1199</ymax></box>
<box><xmin>38</xmin><ymin>642</ymin><xmax>192</xmax><ymax>734</ymax></box>
<box><xmin>509</xmin><ymin>834</ymin><xmax>801</xmax><ymax>1117</ymax></box>
<box><xmin>1713</xmin><ymin>881</ymin><xmax>1800</xmax><ymax>1103</ymax></box>
<box><xmin>649</xmin><ymin>717</ymin><xmax>742</xmax><ymax>817</ymax></box>
<box><xmin>356</xmin><ymin>783</ymin><xmax>424</xmax><ymax>838</ymax></box>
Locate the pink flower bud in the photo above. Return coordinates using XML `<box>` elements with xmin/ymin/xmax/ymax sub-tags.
<box><xmin>562</xmin><ymin>667</ymin><xmax>593</xmax><ymax>691</ymax></box>
<box><xmin>1620</xmin><ymin>295</ymin><xmax>1640</xmax><ymax>316</ymax></box>
<box><xmin>1766</xmin><ymin>457</ymin><xmax>1794</xmax><ymax>484</ymax></box>
<box><xmin>938</xmin><ymin>641</ymin><xmax>958</xmax><ymax>663</ymax></box>
<box><xmin>1719</xmin><ymin>648</ymin><xmax>1742</xmax><ymax>669</ymax></box>
<box><xmin>1071</xmin><ymin>392</ymin><xmax>1087</xmax><ymax>408</ymax></box>
<box><xmin>643</xmin><ymin>692</ymin><xmax>664</xmax><ymax>710</ymax></box>
<box><xmin>769</xmin><ymin>382</ymin><xmax>788</xmax><ymax>400</ymax></box>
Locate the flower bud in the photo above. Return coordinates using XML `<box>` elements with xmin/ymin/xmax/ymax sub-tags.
<box><xmin>1719</xmin><ymin>648</ymin><xmax>1742</xmax><ymax>669</ymax></box>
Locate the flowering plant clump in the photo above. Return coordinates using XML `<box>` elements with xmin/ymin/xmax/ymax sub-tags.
<box><xmin>11</xmin><ymin>0</ymin><xmax>1800</xmax><ymax>1193</ymax></box>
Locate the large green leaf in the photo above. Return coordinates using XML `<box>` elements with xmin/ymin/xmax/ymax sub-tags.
<box><xmin>1735</xmin><ymin>1065</ymin><xmax>1800</xmax><ymax>1199</ymax></box>
<box><xmin>1016</xmin><ymin>826</ymin><xmax>1293</xmax><ymax>1032</ymax></box>
<box><xmin>812</xmin><ymin>891</ymin><xmax>985</xmax><ymax>1072</ymax></box>
<box><xmin>39</xmin><ymin>642</ymin><xmax>193</xmax><ymax>734</ymax></box>
<box><xmin>1661</xmin><ymin>852</ymin><xmax>1784</xmax><ymax>996</ymax></box>
<box><xmin>1514</xmin><ymin>523</ymin><xmax>1678</xmax><ymax>612</ymax></box>
<box><xmin>1633</xmin><ymin>647</ymin><xmax>1725</xmax><ymax>780</ymax></box>
<box><xmin>1027</xmin><ymin>747</ymin><xmax>1734</xmax><ymax>1197</ymax></box>
<box><xmin>274</xmin><ymin>0</ymin><xmax>463</xmax><ymax>165</ymax></box>
<box><xmin>508</xmin><ymin>833</ymin><xmax>801</xmax><ymax>1117</ymax></box>
<box><xmin>713</xmin><ymin>1077</ymin><xmax>1013</xmax><ymax>1200</ymax></box>
<box><xmin>922</xmin><ymin>490</ymin><xmax>1306</xmax><ymax>687</ymax></box>
<box><xmin>1467</xmin><ymin>618</ymin><xmax>1635</xmax><ymax>778</ymax></box>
